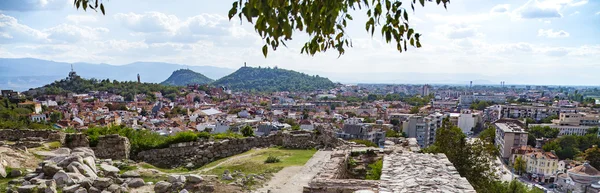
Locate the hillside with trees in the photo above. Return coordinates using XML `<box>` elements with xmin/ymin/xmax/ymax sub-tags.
<box><xmin>161</xmin><ymin>69</ymin><xmax>213</xmax><ymax>86</ymax></box>
<box><xmin>212</xmin><ymin>66</ymin><xmax>336</xmax><ymax>92</ymax></box>
<box><xmin>26</xmin><ymin>74</ymin><xmax>182</xmax><ymax>101</ymax></box>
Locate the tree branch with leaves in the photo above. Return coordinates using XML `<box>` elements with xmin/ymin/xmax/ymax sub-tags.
<box><xmin>73</xmin><ymin>0</ymin><xmax>449</xmax><ymax>57</ymax></box>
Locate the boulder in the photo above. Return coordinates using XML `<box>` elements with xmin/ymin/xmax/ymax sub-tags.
<box><xmin>74</xmin><ymin>188</ymin><xmax>87</xmax><ymax>193</ymax></box>
<box><xmin>63</xmin><ymin>184</ymin><xmax>81</xmax><ymax>193</ymax></box>
<box><xmin>42</xmin><ymin>164</ymin><xmax>62</xmax><ymax>177</ymax></box>
<box><xmin>23</xmin><ymin>173</ymin><xmax>40</xmax><ymax>181</ymax></box>
<box><xmin>67</xmin><ymin>161</ymin><xmax>97</xmax><ymax>178</ymax></box>
<box><xmin>72</xmin><ymin>148</ymin><xmax>95</xmax><ymax>158</ymax></box>
<box><xmin>0</xmin><ymin>164</ymin><xmax>6</xmax><ymax>178</ymax></box>
<box><xmin>87</xmin><ymin>187</ymin><xmax>100</xmax><ymax>193</ymax></box>
<box><xmin>179</xmin><ymin>189</ymin><xmax>189</xmax><ymax>193</ymax></box>
<box><xmin>154</xmin><ymin>181</ymin><xmax>172</xmax><ymax>193</ymax></box>
<box><xmin>44</xmin><ymin>180</ymin><xmax>57</xmax><ymax>193</ymax></box>
<box><xmin>107</xmin><ymin>184</ymin><xmax>121</xmax><ymax>193</ymax></box>
<box><xmin>82</xmin><ymin>157</ymin><xmax>97</xmax><ymax>174</ymax></box>
<box><xmin>185</xmin><ymin>174</ymin><xmax>203</xmax><ymax>183</ymax></box>
<box><xmin>92</xmin><ymin>178</ymin><xmax>113</xmax><ymax>190</ymax></box>
<box><xmin>67</xmin><ymin>173</ymin><xmax>90</xmax><ymax>185</ymax></box>
<box><xmin>168</xmin><ymin>175</ymin><xmax>186</xmax><ymax>184</ymax></box>
<box><xmin>53</xmin><ymin>171</ymin><xmax>74</xmax><ymax>187</ymax></box>
<box><xmin>221</xmin><ymin>174</ymin><xmax>233</xmax><ymax>180</ymax></box>
<box><xmin>57</xmin><ymin>155</ymin><xmax>83</xmax><ymax>168</ymax></box>
<box><xmin>120</xmin><ymin>171</ymin><xmax>140</xmax><ymax>178</ymax></box>
<box><xmin>99</xmin><ymin>164</ymin><xmax>120</xmax><ymax>174</ymax></box>
<box><xmin>10</xmin><ymin>169</ymin><xmax>23</xmax><ymax>177</ymax></box>
<box><xmin>16</xmin><ymin>185</ymin><xmax>37</xmax><ymax>193</ymax></box>
<box><xmin>127</xmin><ymin>178</ymin><xmax>145</xmax><ymax>188</ymax></box>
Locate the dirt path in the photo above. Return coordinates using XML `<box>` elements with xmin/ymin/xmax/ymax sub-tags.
<box><xmin>254</xmin><ymin>150</ymin><xmax>332</xmax><ymax>193</ymax></box>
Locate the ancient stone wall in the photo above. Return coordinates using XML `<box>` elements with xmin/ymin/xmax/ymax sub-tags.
<box><xmin>64</xmin><ymin>133</ymin><xmax>90</xmax><ymax>148</ymax></box>
<box><xmin>94</xmin><ymin>134</ymin><xmax>131</xmax><ymax>160</ymax></box>
<box><xmin>0</xmin><ymin>129</ymin><xmax>65</xmax><ymax>143</ymax></box>
<box><xmin>136</xmin><ymin>134</ymin><xmax>282</xmax><ymax>168</ymax></box>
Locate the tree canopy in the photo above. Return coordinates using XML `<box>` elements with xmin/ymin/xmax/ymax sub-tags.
<box><xmin>72</xmin><ymin>0</ymin><xmax>450</xmax><ymax>57</ymax></box>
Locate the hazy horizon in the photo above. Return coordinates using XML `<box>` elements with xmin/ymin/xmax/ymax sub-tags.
<box><xmin>1</xmin><ymin>0</ymin><xmax>599</xmax><ymax>86</ymax></box>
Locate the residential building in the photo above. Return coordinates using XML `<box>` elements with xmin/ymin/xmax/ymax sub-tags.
<box><xmin>524</xmin><ymin>151</ymin><xmax>559</xmax><ymax>183</ymax></box>
<box><xmin>457</xmin><ymin>110</ymin><xmax>482</xmax><ymax>135</ymax></box>
<box><xmin>500</xmin><ymin>104</ymin><xmax>579</xmax><ymax>122</ymax></box>
<box><xmin>31</xmin><ymin>114</ymin><xmax>47</xmax><ymax>122</ymax></box>
<box><xmin>495</xmin><ymin>119</ymin><xmax>528</xmax><ymax>160</ymax></box>
<box><xmin>556</xmin><ymin>163</ymin><xmax>600</xmax><ymax>193</ymax></box>
<box><xmin>530</xmin><ymin>113</ymin><xmax>600</xmax><ymax>137</ymax></box>
<box><xmin>336</xmin><ymin>123</ymin><xmax>385</xmax><ymax>146</ymax></box>
<box><xmin>402</xmin><ymin>113</ymin><xmax>445</xmax><ymax>148</ymax></box>
<box><xmin>459</xmin><ymin>93</ymin><xmax>506</xmax><ymax>108</ymax></box>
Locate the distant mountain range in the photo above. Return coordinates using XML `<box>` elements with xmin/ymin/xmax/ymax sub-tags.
<box><xmin>0</xmin><ymin>58</ymin><xmax>235</xmax><ymax>91</ymax></box>
<box><xmin>212</xmin><ymin>66</ymin><xmax>337</xmax><ymax>92</ymax></box>
<box><xmin>161</xmin><ymin>69</ymin><xmax>213</xmax><ymax>86</ymax></box>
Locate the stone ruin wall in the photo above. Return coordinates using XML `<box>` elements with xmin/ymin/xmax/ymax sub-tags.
<box><xmin>64</xmin><ymin>133</ymin><xmax>90</xmax><ymax>148</ymax></box>
<box><xmin>302</xmin><ymin>148</ymin><xmax>379</xmax><ymax>193</ymax></box>
<box><xmin>136</xmin><ymin>134</ymin><xmax>282</xmax><ymax>168</ymax></box>
<box><xmin>135</xmin><ymin>130</ymin><xmax>334</xmax><ymax>168</ymax></box>
<box><xmin>94</xmin><ymin>134</ymin><xmax>131</xmax><ymax>160</ymax></box>
<box><xmin>0</xmin><ymin>129</ymin><xmax>65</xmax><ymax>143</ymax></box>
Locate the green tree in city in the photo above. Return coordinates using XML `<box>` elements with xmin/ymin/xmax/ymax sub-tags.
<box><xmin>513</xmin><ymin>156</ymin><xmax>527</xmax><ymax>175</ymax></box>
<box><xmin>584</xmin><ymin>146</ymin><xmax>600</xmax><ymax>170</ymax></box>
<box><xmin>241</xmin><ymin>125</ymin><xmax>254</xmax><ymax>137</ymax></box>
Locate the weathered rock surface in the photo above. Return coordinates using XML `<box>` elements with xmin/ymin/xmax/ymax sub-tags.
<box><xmin>168</xmin><ymin>174</ymin><xmax>186</xmax><ymax>184</ymax></box>
<box><xmin>154</xmin><ymin>181</ymin><xmax>172</xmax><ymax>193</ymax></box>
<box><xmin>92</xmin><ymin>178</ymin><xmax>112</xmax><ymax>190</ymax></box>
<box><xmin>186</xmin><ymin>174</ymin><xmax>203</xmax><ymax>183</ymax></box>
<box><xmin>120</xmin><ymin>171</ymin><xmax>140</xmax><ymax>178</ymax></box>
<box><xmin>127</xmin><ymin>178</ymin><xmax>145</xmax><ymax>188</ymax></box>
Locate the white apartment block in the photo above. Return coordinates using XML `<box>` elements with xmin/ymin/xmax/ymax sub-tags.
<box><xmin>495</xmin><ymin>120</ymin><xmax>529</xmax><ymax>160</ymax></box>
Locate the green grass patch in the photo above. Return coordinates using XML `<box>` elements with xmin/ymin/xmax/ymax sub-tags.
<box><xmin>349</xmin><ymin>139</ymin><xmax>378</xmax><ymax>147</ymax></box>
<box><xmin>139</xmin><ymin>163</ymin><xmax>190</xmax><ymax>173</ymax></box>
<box><xmin>141</xmin><ymin>174</ymin><xmax>168</xmax><ymax>183</ymax></box>
<box><xmin>365</xmin><ymin>159</ymin><xmax>383</xmax><ymax>180</ymax></box>
<box><xmin>47</xmin><ymin>141</ymin><xmax>62</xmax><ymax>149</ymax></box>
<box><xmin>203</xmin><ymin>147</ymin><xmax>317</xmax><ymax>176</ymax></box>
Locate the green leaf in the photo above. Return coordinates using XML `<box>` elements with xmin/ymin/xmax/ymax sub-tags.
<box><xmin>408</xmin><ymin>28</ymin><xmax>414</xmax><ymax>38</ymax></box>
<box><xmin>82</xmin><ymin>0</ymin><xmax>87</xmax><ymax>10</ymax></box>
<box><xmin>100</xmin><ymin>4</ymin><xmax>105</xmax><ymax>15</ymax></box>
<box><xmin>419</xmin><ymin>0</ymin><xmax>425</xmax><ymax>7</ymax></box>
<box><xmin>385</xmin><ymin>0</ymin><xmax>391</xmax><ymax>10</ymax></box>
<box><xmin>403</xmin><ymin>10</ymin><xmax>408</xmax><ymax>21</ymax></box>
<box><xmin>262</xmin><ymin>45</ymin><xmax>268</xmax><ymax>57</ymax></box>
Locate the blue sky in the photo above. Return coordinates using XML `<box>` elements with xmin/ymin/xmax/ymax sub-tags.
<box><xmin>0</xmin><ymin>0</ymin><xmax>599</xmax><ymax>85</ymax></box>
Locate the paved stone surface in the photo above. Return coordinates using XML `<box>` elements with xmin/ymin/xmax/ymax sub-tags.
<box><xmin>379</xmin><ymin>152</ymin><xmax>476</xmax><ymax>193</ymax></box>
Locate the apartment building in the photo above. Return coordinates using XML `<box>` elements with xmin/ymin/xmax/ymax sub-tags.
<box><xmin>459</xmin><ymin>93</ymin><xmax>507</xmax><ymax>108</ymax></box>
<box><xmin>500</xmin><ymin>104</ymin><xmax>579</xmax><ymax>122</ymax></box>
<box><xmin>402</xmin><ymin>113</ymin><xmax>446</xmax><ymax>148</ymax></box>
<box><xmin>495</xmin><ymin>119</ymin><xmax>529</xmax><ymax>160</ymax></box>
<box><xmin>530</xmin><ymin>112</ymin><xmax>600</xmax><ymax>136</ymax></box>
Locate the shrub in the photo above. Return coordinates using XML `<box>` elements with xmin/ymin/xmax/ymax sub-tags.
<box><xmin>166</xmin><ymin>131</ymin><xmax>198</xmax><ymax>144</ymax></box>
<box><xmin>264</xmin><ymin>155</ymin><xmax>281</xmax><ymax>163</ymax></box>
<box><xmin>47</xmin><ymin>141</ymin><xmax>62</xmax><ymax>149</ymax></box>
<box><xmin>241</xmin><ymin>125</ymin><xmax>254</xmax><ymax>137</ymax></box>
<box><xmin>349</xmin><ymin>139</ymin><xmax>378</xmax><ymax>147</ymax></box>
<box><xmin>348</xmin><ymin>158</ymin><xmax>357</xmax><ymax>167</ymax></box>
<box><xmin>365</xmin><ymin>159</ymin><xmax>383</xmax><ymax>180</ymax></box>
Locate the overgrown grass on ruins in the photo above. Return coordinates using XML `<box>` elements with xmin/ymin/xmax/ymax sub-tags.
<box><xmin>83</xmin><ymin>125</ymin><xmax>247</xmax><ymax>153</ymax></box>
<box><xmin>202</xmin><ymin>147</ymin><xmax>317</xmax><ymax>176</ymax></box>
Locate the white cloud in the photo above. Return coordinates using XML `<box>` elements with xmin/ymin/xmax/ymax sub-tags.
<box><xmin>435</xmin><ymin>23</ymin><xmax>483</xmax><ymax>39</ymax></box>
<box><xmin>512</xmin><ymin>0</ymin><xmax>589</xmax><ymax>19</ymax></box>
<box><xmin>66</xmin><ymin>15</ymin><xmax>97</xmax><ymax>24</ymax></box>
<box><xmin>570</xmin><ymin>11</ymin><xmax>580</xmax><ymax>16</ymax></box>
<box><xmin>114</xmin><ymin>12</ymin><xmax>181</xmax><ymax>33</ymax></box>
<box><xmin>44</xmin><ymin>24</ymin><xmax>109</xmax><ymax>43</ymax></box>
<box><xmin>490</xmin><ymin>4</ymin><xmax>510</xmax><ymax>13</ymax></box>
<box><xmin>113</xmin><ymin>12</ymin><xmax>253</xmax><ymax>45</ymax></box>
<box><xmin>538</xmin><ymin>29</ymin><xmax>570</xmax><ymax>38</ymax></box>
<box><xmin>0</xmin><ymin>13</ymin><xmax>49</xmax><ymax>44</ymax></box>
<box><xmin>596</xmin><ymin>12</ymin><xmax>600</xmax><ymax>15</ymax></box>
<box><xmin>513</xmin><ymin>0</ymin><xmax>562</xmax><ymax>19</ymax></box>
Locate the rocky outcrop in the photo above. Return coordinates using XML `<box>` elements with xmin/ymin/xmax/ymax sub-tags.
<box><xmin>94</xmin><ymin>135</ymin><xmax>130</xmax><ymax>160</ymax></box>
